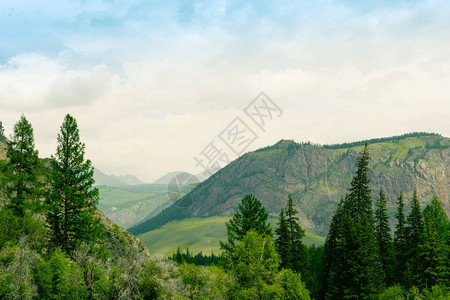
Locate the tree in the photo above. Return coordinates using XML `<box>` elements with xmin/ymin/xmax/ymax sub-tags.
<box><xmin>0</xmin><ymin>120</ymin><xmax>4</xmax><ymax>137</ymax></box>
<box><xmin>405</xmin><ymin>189</ymin><xmax>423</xmax><ymax>285</ymax></box>
<box><xmin>320</xmin><ymin>197</ymin><xmax>344</xmax><ymax>299</ymax></box>
<box><xmin>2</xmin><ymin>115</ymin><xmax>41</xmax><ymax>217</ymax></box>
<box><xmin>393</xmin><ymin>192</ymin><xmax>408</xmax><ymax>284</ymax></box>
<box><xmin>417</xmin><ymin>218</ymin><xmax>447</xmax><ymax>288</ymax></box>
<box><xmin>347</xmin><ymin>144</ymin><xmax>372</xmax><ymax>221</ymax></box>
<box><xmin>374</xmin><ymin>188</ymin><xmax>393</xmax><ymax>284</ymax></box>
<box><xmin>220</xmin><ymin>194</ymin><xmax>271</xmax><ymax>253</ymax></box>
<box><xmin>275</xmin><ymin>209</ymin><xmax>290</xmax><ymax>269</ymax></box>
<box><xmin>324</xmin><ymin>146</ymin><xmax>384</xmax><ymax>299</ymax></box>
<box><xmin>45</xmin><ymin>114</ymin><xmax>103</xmax><ymax>253</ymax></box>
<box><xmin>423</xmin><ymin>196</ymin><xmax>449</xmax><ymax>244</ymax></box>
<box><xmin>229</xmin><ymin>231</ymin><xmax>280</xmax><ymax>299</ymax></box>
<box><xmin>275</xmin><ymin>195</ymin><xmax>307</xmax><ymax>274</ymax></box>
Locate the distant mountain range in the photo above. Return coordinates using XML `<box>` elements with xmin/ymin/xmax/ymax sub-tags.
<box><xmin>94</xmin><ymin>168</ymin><xmax>145</xmax><ymax>187</ymax></box>
<box><xmin>129</xmin><ymin>133</ymin><xmax>450</xmax><ymax>236</ymax></box>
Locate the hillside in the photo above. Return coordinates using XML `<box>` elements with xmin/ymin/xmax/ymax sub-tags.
<box><xmin>138</xmin><ymin>216</ymin><xmax>325</xmax><ymax>256</ymax></box>
<box><xmin>98</xmin><ymin>183</ymin><xmax>195</xmax><ymax>228</ymax></box>
<box><xmin>130</xmin><ymin>133</ymin><xmax>450</xmax><ymax>236</ymax></box>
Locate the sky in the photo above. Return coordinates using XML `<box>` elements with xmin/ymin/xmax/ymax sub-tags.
<box><xmin>1</xmin><ymin>0</ymin><xmax>449</xmax><ymax>182</ymax></box>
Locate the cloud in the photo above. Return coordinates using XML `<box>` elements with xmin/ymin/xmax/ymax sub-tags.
<box><xmin>1</xmin><ymin>1</ymin><xmax>450</xmax><ymax>181</ymax></box>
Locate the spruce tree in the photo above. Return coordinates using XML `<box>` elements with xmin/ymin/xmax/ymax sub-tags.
<box><xmin>405</xmin><ymin>189</ymin><xmax>423</xmax><ymax>285</ymax></box>
<box><xmin>417</xmin><ymin>218</ymin><xmax>446</xmax><ymax>288</ymax></box>
<box><xmin>393</xmin><ymin>192</ymin><xmax>408</xmax><ymax>284</ymax></box>
<box><xmin>220</xmin><ymin>194</ymin><xmax>271</xmax><ymax>253</ymax></box>
<box><xmin>2</xmin><ymin>115</ymin><xmax>41</xmax><ymax>217</ymax></box>
<box><xmin>423</xmin><ymin>196</ymin><xmax>449</xmax><ymax>244</ymax></box>
<box><xmin>45</xmin><ymin>114</ymin><xmax>103</xmax><ymax>253</ymax></box>
<box><xmin>275</xmin><ymin>208</ymin><xmax>290</xmax><ymax>269</ymax></box>
<box><xmin>374</xmin><ymin>188</ymin><xmax>393</xmax><ymax>284</ymax></box>
<box><xmin>275</xmin><ymin>195</ymin><xmax>307</xmax><ymax>273</ymax></box>
<box><xmin>320</xmin><ymin>197</ymin><xmax>344</xmax><ymax>300</ymax></box>
<box><xmin>324</xmin><ymin>146</ymin><xmax>384</xmax><ymax>298</ymax></box>
<box><xmin>347</xmin><ymin>144</ymin><xmax>372</xmax><ymax>221</ymax></box>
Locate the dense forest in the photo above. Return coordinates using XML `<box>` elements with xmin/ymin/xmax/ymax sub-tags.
<box><xmin>0</xmin><ymin>116</ymin><xmax>449</xmax><ymax>299</ymax></box>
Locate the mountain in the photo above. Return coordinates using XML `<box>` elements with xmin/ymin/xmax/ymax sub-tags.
<box><xmin>93</xmin><ymin>168</ymin><xmax>145</xmax><ymax>187</ymax></box>
<box><xmin>152</xmin><ymin>166</ymin><xmax>220</xmax><ymax>184</ymax></box>
<box><xmin>97</xmin><ymin>183</ymin><xmax>195</xmax><ymax>229</ymax></box>
<box><xmin>129</xmin><ymin>133</ymin><xmax>450</xmax><ymax>236</ymax></box>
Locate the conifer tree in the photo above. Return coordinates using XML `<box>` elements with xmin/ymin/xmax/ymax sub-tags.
<box><xmin>45</xmin><ymin>114</ymin><xmax>103</xmax><ymax>253</ymax></box>
<box><xmin>393</xmin><ymin>192</ymin><xmax>408</xmax><ymax>284</ymax></box>
<box><xmin>275</xmin><ymin>195</ymin><xmax>307</xmax><ymax>273</ymax></box>
<box><xmin>275</xmin><ymin>208</ymin><xmax>290</xmax><ymax>269</ymax></box>
<box><xmin>347</xmin><ymin>144</ymin><xmax>372</xmax><ymax>221</ymax></box>
<box><xmin>320</xmin><ymin>197</ymin><xmax>344</xmax><ymax>300</ymax></box>
<box><xmin>417</xmin><ymin>218</ymin><xmax>446</xmax><ymax>288</ymax></box>
<box><xmin>3</xmin><ymin>115</ymin><xmax>41</xmax><ymax>217</ymax></box>
<box><xmin>423</xmin><ymin>196</ymin><xmax>449</xmax><ymax>243</ymax></box>
<box><xmin>324</xmin><ymin>146</ymin><xmax>384</xmax><ymax>298</ymax></box>
<box><xmin>374</xmin><ymin>188</ymin><xmax>393</xmax><ymax>284</ymax></box>
<box><xmin>220</xmin><ymin>194</ymin><xmax>271</xmax><ymax>253</ymax></box>
<box><xmin>405</xmin><ymin>189</ymin><xmax>423</xmax><ymax>285</ymax></box>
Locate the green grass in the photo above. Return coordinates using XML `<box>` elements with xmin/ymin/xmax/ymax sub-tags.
<box><xmin>138</xmin><ymin>216</ymin><xmax>325</xmax><ymax>257</ymax></box>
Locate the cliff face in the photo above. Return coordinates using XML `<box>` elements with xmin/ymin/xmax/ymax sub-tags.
<box><xmin>137</xmin><ymin>135</ymin><xmax>449</xmax><ymax>235</ymax></box>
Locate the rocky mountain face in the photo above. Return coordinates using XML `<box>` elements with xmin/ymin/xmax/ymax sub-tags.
<box><xmin>132</xmin><ymin>134</ymin><xmax>449</xmax><ymax>235</ymax></box>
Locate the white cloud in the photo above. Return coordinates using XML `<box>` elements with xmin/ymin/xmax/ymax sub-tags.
<box><xmin>1</xmin><ymin>1</ymin><xmax>450</xmax><ymax>181</ymax></box>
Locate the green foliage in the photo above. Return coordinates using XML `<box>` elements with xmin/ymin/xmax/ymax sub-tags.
<box><xmin>2</xmin><ymin>115</ymin><xmax>41</xmax><ymax>217</ymax></box>
<box><xmin>221</xmin><ymin>194</ymin><xmax>272</xmax><ymax>253</ymax></box>
<box><xmin>394</xmin><ymin>192</ymin><xmax>408</xmax><ymax>284</ymax></box>
<box><xmin>323</xmin><ymin>132</ymin><xmax>441</xmax><ymax>149</ymax></box>
<box><xmin>405</xmin><ymin>189</ymin><xmax>424</xmax><ymax>286</ymax></box>
<box><xmin>45</xmin><ymin>114</ymin><xmax>103</xmax><ymax>253</ymax></box>
<box><xmin>275</xmin><ymin>194</ymin><xmax>307</xmax><ymax>274</ymax></box>
<box><xmin>227</xmin><ymin>231</ymin><xmax>281</xmax><ymax>299</ymax></box>
<box><xmin>374</xmin><ymin>188</ymin><xmax>394</xmax><ymax>284</ymax></box>
<box><xmin>423</xmin><ymin>196</ymin><xmax>449</xmax><ymax>244</ymax></box>
<box><xmin>277</xmin><ymin>269</ymin><xmax>311</xmax><ymax>300</ymax></box>
<box><xmin>417</xmin><ymin>218</ymin><xmax>447</xmax><ymax>288</ymax></box>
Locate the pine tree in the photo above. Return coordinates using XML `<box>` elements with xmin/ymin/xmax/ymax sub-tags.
<box><xmin>0</xmin><ymin>120</ymin><xmax>4</xmax><ymax>137</ymax></box>
<box><xmin>45</xmin><ymin>114</ymin><xmax>103</xmax><ymax>253</ymax></box>
<box><xmin>347</xmin><ymin>144</ymin><xmax>372</xmax><ymax>221</ymax></box>
<box><xmin>285</xmin><ymin>194</ymin><xmax>307</xmax><ymax>273</ymax></box>
<box><xmin>417</xmin><ymin>218</ymin><xmax>446</xmax><ymax>288</ymax></box>
<box><xmin>275</xmin><ymin>195</ymin><xmax>307</xmax><ymax>273</ymax></box>
<box><xmin>220</xmin><ymin>194</ymin><xmax>271</xmax><ymax>253</ymax></box>
<box><xmin>393</xmin><ymin>192</ymin><xmax>408</xmax><ymax>284</ymax></box>
<box><xmin>320</xmin><ymin>197</ymin><xmax>344</xmax><ymax>300</ymax></box>
<box><xmin>324</xmin><ymin>146</ymin><xmax>384</xmax><ymax>298</ymax></box>
<box><xmin>275</xmin><ymin>208</ymin><xmax>290</xmax><ymax>269</ymax></box>
<box><xmin>423</xmin><ymin>196</ymin><xmax>449</xmax><ymax>244</ymax></box>
<box><xmin>405</xmin><ymin>189</ymin><xmax>423</xmax><ymax>285</ymax></box>
<box><xmin>374</xmin><ymin>188</ymin><xmax>393</xmax><ymax>284</ymax></box>
<box><xmin>2</xmin><ymin>115</ymin><xmax>41</xmax><ymax>217</ymax></box>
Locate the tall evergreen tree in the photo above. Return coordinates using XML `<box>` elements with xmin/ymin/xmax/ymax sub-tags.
<box><xmin>0</xmin><ymin>120</ymin><xmax>4</xmax><ymax>137</ymax></box>
<box><xmin>320</xmin><ymin>197</ymin><xmax>344</xmax><ymax>300</ymax></box>
<box><xmin>324</xmin><ymin>146</ymin><xmax>384</xmax><ymax>299</ymax></box>
<box><xmin>417</xmin><ymin>218</ymin><xmax>447</xmax><ymax>288</ymax></box>
<box><xmin>275</xmin><ymin>195</ymin><xmax>307</xmax><ymax>273</ymax></box>
<box><xmin>45</xmin><ymin>114</ymin><xmax>103</xmax><ymax>253</ymax></box>
<box><xmin>347</xmin><ymin>144</ymin><xmax>372</xmax><ymax>221</ymax></box>
<box><xmin>275</xmin><ymin>208</ymin><xmax>290</xmax><ymax>269</ymax></box>
<box><xmin>405</xmin><ymin>189</ymin><xmax>423</xmax><ymax>285</ymax></box>
<box><xmin>423</xmin><ymin>196</ymin><xmax>449</xmax><ymax>244</ymax></box>
<box><xmin>2</xmin><ymin>115</ymin><xmax>41</xmax><ymax>217</ymax></box>
<box><xmin>374</xmin><ymin>188</ymin><xmax>393</xmax><ymax>284</ymax></box>
<box><xmin>220</xmin><ymin>194</ymin><xmax>271</xmax><ymax>253</ymax></box>
<box><xmin>393</xmin><ymin>192</ymin><xmax>408</xmax><ymax>284</ymax></box>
